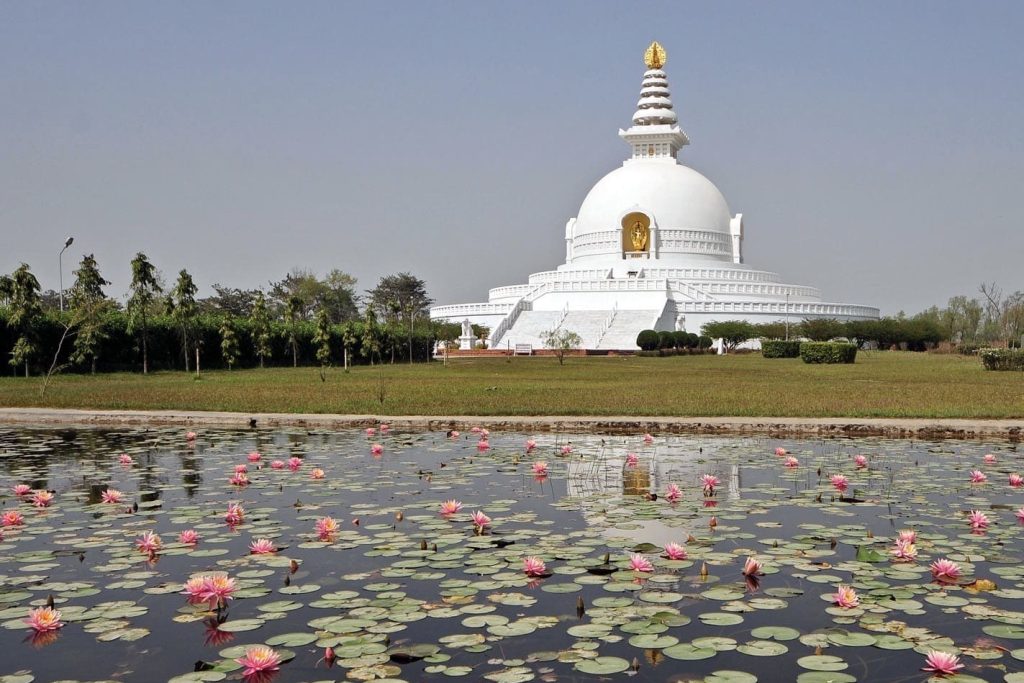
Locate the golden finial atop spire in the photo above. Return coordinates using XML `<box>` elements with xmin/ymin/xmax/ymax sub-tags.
<box><xmin>643</xmin><ymin>41</ymin><xmax>667</xmax><ymax>69</ymax></box>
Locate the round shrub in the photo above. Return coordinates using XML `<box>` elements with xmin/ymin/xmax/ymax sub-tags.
<box><xmin>799</xmin><ymin>342</ymin><xmax>858</xmax><ymax>364</ymax></box>
<box><xmin>636</xmin><ymin>329</ymin><xmax>660</xmax><ymax>351</ymax></box>
<box><xmin>762</xmin><ymin>340</ymin><xmax>801</xmax><ymax>359</ymax></box>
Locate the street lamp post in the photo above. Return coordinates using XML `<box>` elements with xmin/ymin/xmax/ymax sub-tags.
<box><xmin>58</xmin><ymin>236</ymin><xmax>74</xmax><ymax>312</ymax></box>
<box><xmin>785</xmin><ymin>293</ymin><xmax>790</xmax><ymax>341</ymax></box>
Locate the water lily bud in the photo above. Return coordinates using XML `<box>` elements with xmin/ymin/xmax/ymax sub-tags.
<box><xmin>631</xmin><ymin>657</ymin><xmax>640</xmax><ymax>672</ymax></box>
<box><xmin>395</xmin><ymin>511</ymin><xmax>404</xmax><ymax>522</ymax></box>
<box><xmin>420</xmin><ymin>539</ymin><xmax>427</xmax><ymax>550</ymax></box>
<box><xmin>700</xmin><ymin>562</ymin><xmax>709</xmax><ymax>578</ymax></box>
<box><xmin>289</xmin><ymin>559</ymin><xmax>299</xmax><ymax>573</ymax></box>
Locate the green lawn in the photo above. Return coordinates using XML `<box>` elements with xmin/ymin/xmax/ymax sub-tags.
<box><xmin>0</xmin><ymin>352</ymin><xmax>1021</xmax><ymax>418</ymax></box>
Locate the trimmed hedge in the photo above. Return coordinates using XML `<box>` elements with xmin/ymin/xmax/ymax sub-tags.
<box><xmin>980</xmin><ymin>348</ymin><xmax>1024</xmax><ymax>371</ymax></box>
<box><xmin>761</xmin><ymin>340</ymin><xmax>801</xmax><ymax>359</ymax></box>
<box><xmin>636</xmin><ymin>329</ymin><xmax>660</xmax><ymax>351</ymax></box>
<box><xmin>799</xmin><ymin>341</ymin><xmax>858</xmax><ymax>364</ymax></box>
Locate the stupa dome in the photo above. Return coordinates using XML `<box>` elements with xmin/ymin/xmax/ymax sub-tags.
<box><xmin>574</xmin><ymin>161</ymin><xmax>733</xmax><ymax>238</ymax></box>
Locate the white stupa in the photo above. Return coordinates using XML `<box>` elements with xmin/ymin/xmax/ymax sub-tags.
<box><xmin>431</xmin><ymin>42</ymin><xmax>879</xmax><ymax>350</ymax></box>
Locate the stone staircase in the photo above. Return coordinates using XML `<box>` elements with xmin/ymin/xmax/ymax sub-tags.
<box><xmin>497</xmin><ymin>308</ymin><xmax>661</xmax><ymax>351</ymax></box>
<box><xmin>595</xmin><ymin>310</ymin><xmax>660</xmax><ymax>349</ymax></box>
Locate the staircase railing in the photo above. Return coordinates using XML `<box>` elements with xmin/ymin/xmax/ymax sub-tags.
<box><xmin>489</xmin><ymin>298</ymin><xmax>531</xmax><ymax>347</ymax></box>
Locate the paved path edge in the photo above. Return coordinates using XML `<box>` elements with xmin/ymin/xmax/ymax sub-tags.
<box><xmin>0</xmin><ymin>407</ymin><xmax>1021</xmax><ymax>441</ymax></box>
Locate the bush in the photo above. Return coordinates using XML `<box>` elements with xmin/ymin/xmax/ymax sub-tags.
<box><xmin>761</xmin><ymin>340</ymin><xmax>801</xmax><ymax>358</ymax></box>
<box><xmin>636</xmin><ymin>329</ymin><xmax>660</xmax><ymax>351</ymax></box>
<box><xmin>697</xmin><ymin>335</ymin><xmax>713</xmax><ymax>350</ymax></box>
<box><xmin>671</xmin><ymin>331</ymin><xmax>689</xmax><ymax>349</ymax></box>
<box><xmin>980</xmin><ymin>348</ymin><xmax>1024</xmax><ymax>371</ymax></box>
<box><xmin>657</xmin><ymin>331</ymin><xmax>675</xmax><ymax>349</ymax></box>
<box><xmin>799</xmin><ymin>342</ymin><xmax>858</xmax><ymax>364</ymax></box>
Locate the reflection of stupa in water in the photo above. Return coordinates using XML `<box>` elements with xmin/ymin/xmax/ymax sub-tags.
<box><xmin>563</xmin><ymin>439</ymin><xmax>742</xmax><ymax>546</ymax></box>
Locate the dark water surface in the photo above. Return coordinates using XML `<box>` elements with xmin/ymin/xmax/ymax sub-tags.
<box><xmin>0</xmin><ymin>427</ymin><xmax>1022</xmax><ymax>682</ymax></box>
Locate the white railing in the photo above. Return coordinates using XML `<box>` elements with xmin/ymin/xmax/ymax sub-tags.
<box><xmin>430</xmin><ymin>302</ymin><xmax>514</xmax><ymax>319</ymax></box>
<box><xmin>679</xmin><ymin>301</ymin><xmax>879</xmax><ymax>318</ymax></box>
<box><xmin>488</xmin><ymin>284</ymin><xmax>533</xmax><ymax>301</ymax></box>
<box><xmin>595</xmin><ymin>302</ymin><xmax>618</xmax><ymax>348</ymax></box>
<box><xmin>669</xmin><ymin>280</ymin><xmax>716</xmax><ymax>302</ymax></box>
<box><xmin>489</xmin><ymin>298</ymin><xmax>532</xmax><ymax>347</ymax></box>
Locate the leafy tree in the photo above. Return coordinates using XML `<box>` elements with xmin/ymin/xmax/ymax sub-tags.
<box><xmin>220</xmin><ymin>320</ymin><xmax>240</xmax><ymax>370</ymax></box>
<box><xmin>169</xmin><ymin>269</ymin><xmax>198</xmax><ymax>371</ymax></box>
<box><xmin>367</xmin><ymin>272</ymin><xmax>433</xmax><ymax>322</ymax></box>
<box><xmin>340</xmin><ymin>321</ymin><xmax>358</xmax><ymax>371</ymax></box>
<box><xmin>69</xmin><ymin>254</ymin><xmax>112</xmax><ymax>373</ymax></box>
<box><xmin>203</xmin><ymin>284</ymin><xmax>259</xmax><ymax>317</ymax></box>
<box><xmin>286</xmin><ymin>296</ymin><xmax>303</xmax><ymax>367</ymax></box>
<box><xmin>0</xmin><ymin>274</ymin><xmax>14</xmax><ymax>307</ymax></box>
<box><xmin>542</xmin><ymin>328</ymin><xmax>582</xmax><ymax>365</ymax></box>
<box><xmin>249</xmin><ymin>291</ymin><xmax>272</xmax><ymax>368</ymax></box>
<box><xmin>799</xmin><ymin>318</ymin><xmax>842</xmax><ymax>342</ymax></box>
<box><xmin>701</xmin><ymin>320</ymin><xmax>755</xmax><ymax>353</ymax></box>
<box><xmin>7</xmin><ymin>263</ymin><xmax>42</xmax><ymax>376</ymax></box>
<box><xmin>752</xmin><ymin>321</ymin><xmax>788</xmax><ymax>340</ymax></box>
<box><xmin>361</xmin><ymin>307</ymin><xmax>382</xmax><ymax>364</ymax></box>
<box><xmin>313</xmin><ymin>307</ymin><xmax>332</xmax><ymax>380</ymax></box>
<box><xmin>127</xmin><ymin>252</ymin><xmax>162</xmax><ymax>374</ymax></box>
<box><xmin>269</xmin><ymin>268</ymin><xmax>359</xmax><ymax>323</ymax></box>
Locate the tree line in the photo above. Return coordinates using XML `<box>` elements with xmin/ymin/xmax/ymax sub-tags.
<box><xmin>0</xmin><ymin>254</ymin><xmax>463</xmax><ymax>376</ymax></box>
<box><xmin>701</xmin><ymin>286</ymin><xmax>1024</xmax><ymax>353</ymax></box>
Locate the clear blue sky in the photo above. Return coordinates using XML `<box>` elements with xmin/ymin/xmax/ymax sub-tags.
<box><xmin>2</xmin><ymin>1</ymin><xmax>1022</xmax><ymax>315</ymax></box>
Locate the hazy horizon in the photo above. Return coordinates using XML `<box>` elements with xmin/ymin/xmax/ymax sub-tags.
<box><xmin>2</xmin><ymin>1</ymin><xmax>1022</xmax><ymax>315</ymax></box>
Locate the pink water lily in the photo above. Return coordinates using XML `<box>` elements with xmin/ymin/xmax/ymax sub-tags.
<box><xmin>625</xmin><ymin>453</ymin><xmax>639</xmax><ymax>467</ymax></box>
<box><xmin>249</xmin><ymin>538</ymin><xmax>276</xmax><ymax>554</ymax></box>
<box><xmin>628</xmin><ymin>553</ymin><xmax>654</xmax><ymax>572</ymax></box>
<box><xmin>531</xmin><ymin>461</ymin><xmax>549</xmax><ymax>476</ymax></box>
<box><xmin>101</xmin><ymin>489</ymin><xmax>123</xmax><ymax>504</ymax></box>
<box><xmin>365</xmin><ymin>427</ymin><xmax>376</xmax><ymax>437</ymax></box>
<box><xmin>2</xmin><ymin>510</ymin><xmax>25</xmax><ymax>527</ymax></box>
<box><xmin>237</xmin><ymin>645</ymin><xmax>282</xmax><ymax>677</ymax></box>
<box><xmin>183</xmin><ymin>573</ymin><xmax>236</xmax><ymax>609</ymax></box>
<box><xmin>287</xmin><ymin>457</ymin><xmax>302</xmax><ymax>471</ymax></box>
<box><xmin>25</xmin><ymin>606</ymin><xmax>63</xmax><ymax>632</ymax></box>
<box><xmin>476</xmin><ymin>440</ymin><xmax>490</xmax><ymax>451</ymax></box>
<box><xmin>380</xmin><ymin>423</ymin><xmax>390</xmax><ymax>433</ymax></box>
<box><xmin>525</xmin><ymin>438</ymin><xmax>537</xmax><ymax>451</ymax></box>
<box><xmin>178</xmin><ymin>529</ymin><xmax>200</xmax><ymax>544</ymax></box>
<box><xmin>665</xmin><ymin>483</ymin><xmax>682</xmax><ymax>503</ymax></box>
<box><xmin>922</xmin><ymin>650</ymin><xmax>963</xmax><ymax>676</ymax></box>
<box><xmin>742</xmin><ymin>556</ymin><xmax>763</xmax><ymax>576</ymax></box>
<box><xmin>784</xmin><ymin>456</ymin><xmax>799</xmax><ymax>467</ymax></box>
<box><xmin>371</xmin><ymin>443</ymin><xmax>384</xmax><ymax>456</ymax></box>
<box><xmin>481</xmin><ymin>429</ymin><xmax>489</xmax><ymax>437</ymax></box>
<box><xmin>225</xmin><ymin>503</ymin><xmax>245</xmax><ymax>525</ymax></box>
<box><xmin>643</xmin><ymin>433</ymin><xmax>654</xmax><ymax>444</ymax></box>
<box><xmin>854</xmin><ymin>454</ymin><xmax>867</xmax><ymax>468</ymax></box>
<box><xmin>234</xmin><ymin>464</ymin><xmax>248</xmax><ymax>473</ymax></box>
<box><xmin>186</xmin><ymin>431</ymin><xmax>197</xmax><ymax>441</ymax></box>
<box><xmin>930</xmin><ymin>558</ymin><xmax>962</xmax><ymax>583</ymax></box>
<box><xmin>136</xmin><ymin>531</ymin><xmax>162</xmax><ymax>555</ymax></box>
<box><xmin>969</xmin><ymin>510</ymin><xmax>990</xmax><ymax>530</ymax></box>
<box><xmin>830</xmin><ymin>474</ymin><xmax>849</xmax><ymax>493</ymax></box>
<box><xmin>523</xmin><ymin>556</ymin><xmax>547</xmax><ymax>576</ymax></box>
<box><xmin>440</xmin><ymin>499</ymin><xmax>463</xmax><ymax>515</ymax></box>
<box><xmin>701</xmin><ymin>474</ymin><xmax>720</xmax><ymax>492</ymax></box>
<box><xmin>270</xmin><ymin>460</ymin><xmax>285</xmax><ymax>470</ymax></box>
<box><xmin>311</xmin><ymin>468</ymin><xmax>325</xmax><ymax>479</ymax></box>
<box><xmin>13</xmin><ymin>483</ymin><xmax>32</xmax><ymax>496</ymax></box>
<box><xmin>832</xmin><ymin>584</ymin><xmax>859</xmax><ymax>608</ymax></box>
<box><xmin>247</xmin><ymin>451</ymin><xmax>261</xmax><ymax>462</ymax></box>
<box><xmin>663</xmin><ymin>542</ymin><xmax>688</xmax><ymax>560</ymax></box>
<box><xmin>560</xmin><ymin>444</ymin><xmax>573</xmax><ymax>455</ymax></box>
<box><xmin>1009</xmin><ymin>473</ymin><xmax>1023</xmax><ymax>488</ymax></box>
<box><xmin>774</xmin><ymin>447</ymin><xmax>787</xmax><ymax>456</ymax></box>
<box><xmin>470</xmin><ymin>426</ymin><xmax>481</xmax><ymax>433</ymax></box>
<box><xmin>316</xmin><ymin>516</ymin><xmax>340</xmax><ymax>539</ymax></box>
<box><xmin>471</xmin><ymin>510</ymin><xmax>492</xmax><ymax>529</ymax></box>
<box><xmin>118</xmin><ymin>453</ymin><xmax>134</xmax><ymax>465</ymax></box>
<box><xmin>891</xmin><ymin>538</ymin><xmax>917</xmax><ymax>561</ymax></box>
<box><xmin>229</xmin><ymin>472</ymin><xmax>249</xmax><ymax>486</ymax></box>
<box><xmin>969</xmin><ymin>470</ymin><xmax>987</xmax><ymax>483</ymax></box>
<box><xmin>449</xmin><ymin>430</ymin><xmax>460</xmax><ymax>438</ymax></box>
<box><xmin>984</xmin><ymin>453</ymin><xmax>997</xmax><ymax>464</ymax></box>
<box><xmin>897</xmin><ymin>529</ymin><xmax>917</xmax><ymax>544</ymax></box>
<box><xmin>1017</xmin><ymin>506</ymin><xmax>1024</xmax><ymax>522</ymax></box>
<box><xmin>32</xmin><ymin>490</ymin><xmax>54</xmax><ymax>507</ymax></box>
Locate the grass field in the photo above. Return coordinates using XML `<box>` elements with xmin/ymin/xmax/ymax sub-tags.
<box><xmin>1</xmin><ymin>352</ymin><xmax>1021</xmax><ymax>418</ymax></box>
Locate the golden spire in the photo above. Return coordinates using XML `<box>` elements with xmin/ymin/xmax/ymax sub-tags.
<box><xmin>643</xmin><ymin>41</ymin><xmax>667</xmax><ymax>69</ymax></box>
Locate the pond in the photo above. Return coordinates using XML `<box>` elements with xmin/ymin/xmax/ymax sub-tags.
<box><xmin>0</xmin><ymin>426</ymin><xmax>1022</xmax><ymax>683</ymax></box>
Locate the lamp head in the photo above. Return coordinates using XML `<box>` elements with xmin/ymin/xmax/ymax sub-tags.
<box><xmin>64</xmin><ymin>236</ymin><xmax>74</xmax><ymax>248</ymax></box>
